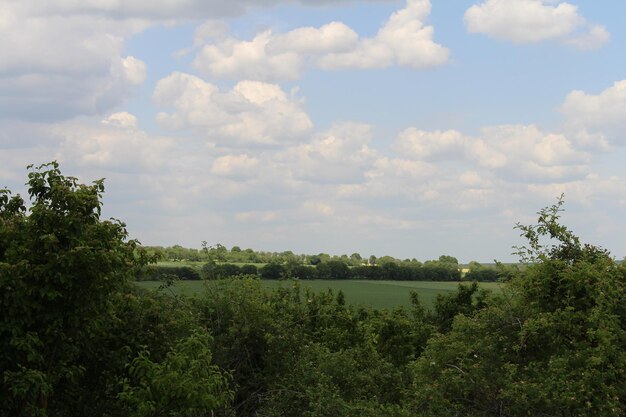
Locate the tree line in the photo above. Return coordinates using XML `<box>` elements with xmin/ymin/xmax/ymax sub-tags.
<box><xmin>146</xmin><ymin>243</ymin><xmax>497</xmax><ymax>270</ymax></box>
<box><xmin>139</xmin><ymin>256</ymin><xmax>512</xmax><ymax>282</ymax></box>
<box><xmin>199</xmin><ymin>258</ymin><xmax>503</xmax><ymax>281</ymax></box>
<box><xmin>2</xmin><ymin>163</ymin><xmax>625</xmax><ymax>416</ymax></box>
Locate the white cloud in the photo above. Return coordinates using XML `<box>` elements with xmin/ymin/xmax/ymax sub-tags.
<box><xmin>192</xmin><ymin>0</ymin><xmax>449</xmax><ymax>81</ymax></box>
<box><xmin>193</xmin><ymin>31</ymin><xmax>304</xmax><ymax>81</ymax></box>
<box><xmin>102</xmin><ymin>111</ymin><xmax>139</xmax><ymax>129</ymax></box>
<box><xmin>0</xmin><ymin>3</ymin><xmax>147</xmax><ymax>121</ymax></box>
<box><xmin>392</xmin><ymin>124</ymin><xmax>590</xmax><ymax>182</ymax></box>
<box><xmin>153</xmin><ymin>72</ymin><xmax>313</xmax><ymax>146</ymax></box>
<box><xmin>318</xmin><ymin>0</ymin><xmax>448</xmax><ymax>70</ymax></box>
<box><xmin>471</xmin><ymin>125</ymin><xmax>590</xmax><ymax>181</ymax></box>
<box><xmin>54</xmin><ymin>113</ymin><xmax>173</xmax><ymax>171</ymax></box>
<box><xmin>527</xmin><ymin>175</ymin><xmax>626</xmax><ymax>207</ymax></box>
<box><xmin>274</xmin><ymin>123</ymin><xmax>379</xmax><ymax>183</ymax></box>
<box><xmin>5</xmin><ymin>0</ymin><xmax>396</xmax><ymax>122</ymax></box>
<box><xmin>211</xmin><ymin>154</ymin><xmax>260</xmax><ymax>178</ymax></box>
<box><xmin>268</xmin><ymin>22</ymin><xmax>359</xmax><ymax>55</ymax></box>
<box><xmin>560</xmin><ymin>79</ymin><xmax>626</xmax><ymax>147</ymax></box>
<box><xmin>1</xmin><ymin>103</ymin><xmax>623</xmax><ymax>261</ymax></box>
<box><xmin>392</xmin><ymin>129</ymin><xmax>466</xmax><ymax>160</ymax></box>
<box><xmin>464</xmin><ymin>0</ymin><xmax>609</xmax><ymax>50</ymax></box>
<box><xmin>563</xmin><ymin>24</ymin><xmax>610</xmax><ymax>51</ymax></box>
<box><xmin>18</xmin><ymin>0</ymin><xmax>398</xmax><ymax>21</ymax></box>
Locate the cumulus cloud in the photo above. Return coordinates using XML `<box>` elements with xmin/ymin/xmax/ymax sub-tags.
<box><xmin>153</xmin><ymin>72</ymin><xmax>313</xmax><ymax>146</ymax></box>
<box><xmin>192</xmin><ymin>31</ymin><xmax>304</xmax><ymax>80</ymax></box>
<box><xmin>318</xmin><ymin>0</ymin><xmax>448</xmax><ymax>70</ymax></box>
<box><xmin>192</xmin><ymin>0</ymin><xmax>449</xmax><ymax>81</ymax></box>
<box><xmin>392</xmin><ymin>129</ymin><xmax>466</xmax><ymax>160</ymax></box>
<box><xmin>211</xmin><ymin>154</ymin><xmax>260</xmax><ymax>178</ymax></box>
<box><xmin>54</xmin><ymin>112</ymin><xmax>173</xmax><ymax>171</ymax></box>
<box><xmin>5</xmin><ymin>0</ymin><xmax>398</xmax><ymax>122</ymax></box>
<box><xmin>475</xmin><ymin>126</ymin><xmax>591</xmax><ymax>181</ymax></box>
<box><xmin>269</xmin><ymin>22</ymin><xmax>359</xmax><ymax>55</ymax></box>
<box><xmin>392</xmin><ymin>124</ymin><xmax>590</xmax><ymax>182</ymax></box>
<box><xmin>0</xmin><ymin>2</ymin><xmax>147</xmax><ymax>121</ymax></box>
<box><xmin>560</xmin><ymin>79</ymin><xmax>626</xmax><ymax>148</ymax></box>
<box><xmin>464</xmin><ymin>0</ymin><xmax>609</xmax><ymax>50</ymax></box>
<box><xmin>1</xmin><ymin>101</ymin><xmax>623</xmax><ymax>260</ymax></box>
<box><xmin>18</xmin><ymin>0</ymin><xmax>398</xmax><ymax>21</ymax></box>
<box><xmin>274</xmin><ymin>123</ymin><xmax>379</xmax><ymax>183</ymax></box>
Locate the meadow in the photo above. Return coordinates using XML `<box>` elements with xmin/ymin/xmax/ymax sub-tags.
<box><xmin>135</xmin><ymin>279</ymin><xmax>504</xmax><ymax>310</ymax></box>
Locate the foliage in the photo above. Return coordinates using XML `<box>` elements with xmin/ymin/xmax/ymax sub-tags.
<box><xmin>118</xmin><ymin>332</ymin><xmax>232</xmax><ymax>417</ymax></box>
<box><xmin>409</xmin><ymin>197</ymin><xmax>626</xmax><ymax>416</ymax></box>
<box><xmin>191</xmin><ymin>278</ymin><xmax>434</xmax><ymax>416</ymax></box>
<box><xmin>0</xmin><ymin>163</ymin><xmax>232</xmax><ymax>417</ymax></box>
<box><xmin>0</xmin><ymin>162</ymin><xmax>148</xmax><ymax>416</ymax></box>
<box><xmin>137</xmin><ymin>265</ymin><xmax>201</xmax><ymax>281</ymax></box>
<box><xmin>429</xmin><ymin>281</ymin><xmax>489</xmax><ymax>332</ymax></box>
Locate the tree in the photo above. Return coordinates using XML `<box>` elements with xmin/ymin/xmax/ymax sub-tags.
<box><xmin>260</xmin><ymin>261</ymin><xmax>284</xmax><ymax>280</ymax></box>
<box><xmin>464</xmin><ymin>261</ymin><xmax>500</xmax><ymax>282</ymax></box>
<box><xmin>0</xmin><ymin>162</ymin><xmax>149</xmax><ymax>415</ymax></box>
<box><xmin>0</xmin><ymin>163</ymin><xmax>233</xmax><ymax>417</ymax></box>
<box><xmin>349</xmin><ymin>252</ymin><xmax>362</xmax><ymax>265</ymax></box>
<box><xmin>438</xmin><ymin>255</ymin><xmax>459</xmax><ymax>265</ymax></box>
<box><xmin>409</xmin><ymin>197</ymin><xmax>626</xmax><ymax>416</ymax></box>
<box><xmin>118</xmin><ymin>332</ymin><xmax>232</xmax><ymax>417</ymax></box>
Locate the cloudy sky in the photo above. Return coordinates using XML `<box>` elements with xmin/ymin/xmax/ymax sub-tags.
<box><xmin>1</xmin><ymin>0</ymin><xmax>625</xmax><ymax>262</ymax></box>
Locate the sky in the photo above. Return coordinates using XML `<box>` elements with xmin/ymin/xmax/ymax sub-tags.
<box><xmin>1</xmin><ymin>0</ymin><xmax>625</xmax><ymax>262</ymax></box>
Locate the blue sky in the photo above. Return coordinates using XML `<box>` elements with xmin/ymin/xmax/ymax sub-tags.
<box><xmin>1</xmin><ymin>0</ymin><xmax>625</xmax><ymax>262</ymax></box>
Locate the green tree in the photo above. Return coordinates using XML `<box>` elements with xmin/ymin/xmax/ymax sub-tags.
<box><xmin>118</xmin><ymin>332</ymin><xmax>232</xmax><ymax>417</ymax></box>
<box><xmin>0</xmin><ymin>162</ymin><xmax>149</xmax><ymax>416</ymax></box>
<box><xmin>349</xmin><ymin>252</ymin><xmax>362</xmax><ymax>265</ymax></box>
<box><xmin>409</xmin><ymin>197</ymin><xmax>626</xmax><ymax>416</ymax></box>
<box><xmin>0</xmin><ymin>163</ymin><xmax>233</xmax><ymax>417</ymax></box>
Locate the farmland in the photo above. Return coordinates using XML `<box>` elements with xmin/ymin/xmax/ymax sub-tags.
<box><xmin>135</xmin><ymin>279</ymin><xmax>504</xmax><ymax>309</ymax></box>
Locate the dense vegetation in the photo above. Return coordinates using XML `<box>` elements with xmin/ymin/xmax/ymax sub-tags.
<box><xmin>1</xmin><ymin>163</ymin><xmax>625</xmax><ymax>416</ymax></box>
<box><xmin>146</xmin><ymin>243</ymin><xmax>509</xmax><ymax>282</ymax></box>
<box><xmin>145</xmin><ymin>253</ymin><xmax>509</xmax><ymax>282</ymax></box>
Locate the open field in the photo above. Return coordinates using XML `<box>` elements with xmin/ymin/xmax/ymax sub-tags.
<box><xmin>136</xmin><ymin>279</ymin><xmax>504</xmax><ymax>310</ymax></box>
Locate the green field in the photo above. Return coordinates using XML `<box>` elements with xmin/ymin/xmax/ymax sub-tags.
<box><xmin>136</xmin><ymin>279</ymin><xmax>504</xmax><ymax>310</ymax></box>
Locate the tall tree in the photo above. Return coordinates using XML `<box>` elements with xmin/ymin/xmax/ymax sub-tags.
<box><xmin>0</xmin><ymin>162</ymin><xmax>148</xmax><ymax>415</ymax></box>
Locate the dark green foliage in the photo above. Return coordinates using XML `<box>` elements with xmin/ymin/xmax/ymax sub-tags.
<box><xmin>464</xmin><ymin>261</ymin><xmax>501</xmax><ymax>282</ymax></box>
<box><xmin>239</xmin><ymin>264</ymin><xmax>258</xmax><ymax>276</ymax></box>
<box><xmin>0</xmin><ymin>162</ymin><xmax>147</xmax><ymax>416</ymax></box>
<box><xmin>202</xmin><ymin>261</ymin><xmax>245</xmax><ymax>279</ymax></box>
<box><xmin>290</xmin><ymin>264</ymin><xmax>317</xmax><ymax>280</ymax></box>
<box><xmin>409</xmin><ymin>198</ymin><xmax>626</xmax><ymax>416</ymax></box>
<box><xmin>0</xmin><ymin>163</ymin><xmax>232</xmax><ymax>417</ymax></box>
<box><xmin>315</xmin><ymin>260</ymin><xmax>351</xmax><ymax>280</ymax></box>
<box><xmin>430</xmin><ymin>281</ymin><xmax>489</xmax><ymax>332</ymax></box>
<box><xmin>118</xmin><ymin>331</ymin><xmax>232</xmax><ymax>417</ymax></box>
<box><xmin>138</xmin><ymin>265</ymin><xmax>201</xmax><ymax>281</ymax></box>
<box><xmin>260</xmin><ymin>261</ymin><xmax>284</xmax><ymax>279</ymax></box>
<box><xmin>191</xmin><ymin>278</ymin><xmax>433</xmax><ymax>416</ymax></box>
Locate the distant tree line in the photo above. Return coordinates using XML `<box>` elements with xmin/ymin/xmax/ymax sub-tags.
<box><xmin>142</xmin><ymin>256</ymin><xmax>513</xmax><ymax>282</ymax></box>
<box><xmin>136</xmin><ymin>265</ymin><xmax>202</xmax><ymax>281</ymax></box>
<box><xmin>145</xmin><ymin>243</ymin><xmax>493</xmax><ymax>270</ymax></box>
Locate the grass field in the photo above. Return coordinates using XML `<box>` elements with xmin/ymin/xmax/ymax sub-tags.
<box><xmin>136</xmin><ymin>279</ymin><xmax>504</xmax><ymax>310</ymax></box>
